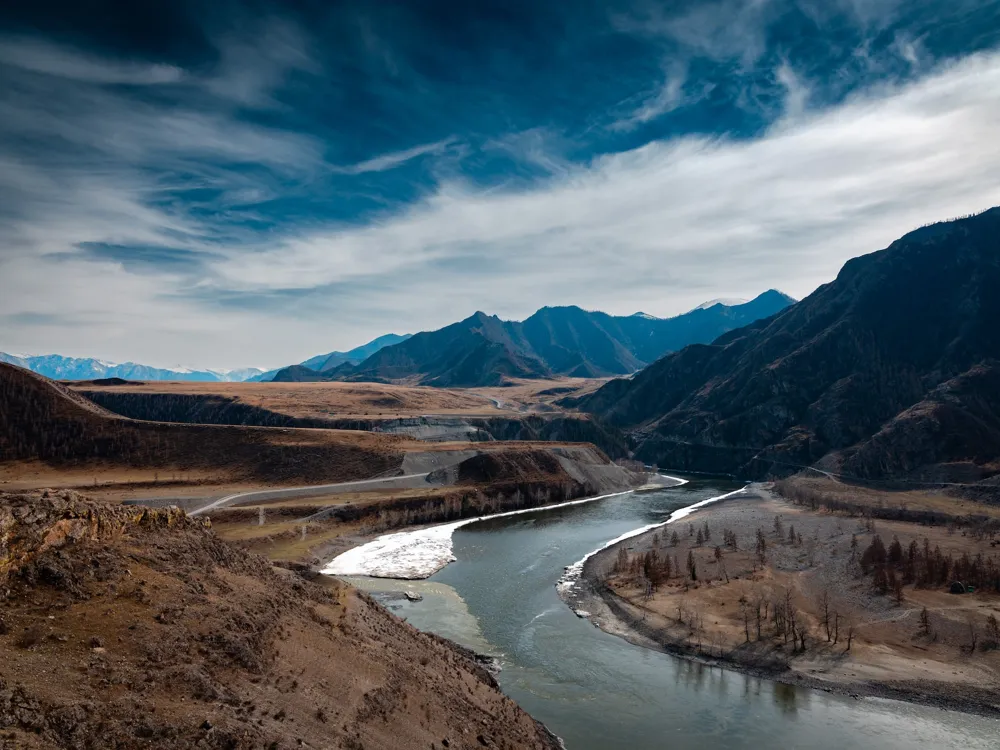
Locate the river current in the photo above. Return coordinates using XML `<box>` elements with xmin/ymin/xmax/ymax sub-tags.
<box><xmin>341</xmin><ymin>480</ymin><xmax>998</xmax><ymax>749</ymax></box>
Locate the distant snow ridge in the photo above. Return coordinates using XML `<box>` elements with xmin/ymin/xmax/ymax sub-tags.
<box><xmin>694</xmin><ymin>297</ymin><xmax>749</xmax><ymax>310</ymax></box>
<box><xmin>555</xmin><ymin>484</ymin><xmax>748</xmax><ymax>596</ymax></box>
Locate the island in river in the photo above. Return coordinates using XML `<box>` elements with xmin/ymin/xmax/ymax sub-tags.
<box><xmin>568</xmin><ymin>476</ymin><xmax>1000</xmax><ymax>718</ymax></box>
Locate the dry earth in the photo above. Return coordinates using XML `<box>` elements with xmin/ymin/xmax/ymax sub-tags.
<box><xmin>69</xmin><ymin>377</ymin><xmax>605</xmax><ymax>420</ymax></box>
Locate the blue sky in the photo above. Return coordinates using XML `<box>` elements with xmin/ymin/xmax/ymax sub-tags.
<box><xmin>1</xmin><ymin>0</ymin><xmax>999</xmax><ymax>369</ymax></box>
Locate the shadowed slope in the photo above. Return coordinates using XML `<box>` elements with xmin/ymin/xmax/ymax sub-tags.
<box><xmin>581</xmin><ymin>209</ymin><xmax>1000</xmax><ymax>481</ymax></box>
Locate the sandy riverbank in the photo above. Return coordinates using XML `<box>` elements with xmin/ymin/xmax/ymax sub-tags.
<box><xmin>569</xmin><ymin>484</ymin><xmax>1000</xmax><ymax>718</ymax></box>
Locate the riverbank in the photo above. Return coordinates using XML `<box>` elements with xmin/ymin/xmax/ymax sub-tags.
<box><xmin>571</xmin><ymin>484</ymin><xmax>1000</xmax><ymax>718</ymax></box>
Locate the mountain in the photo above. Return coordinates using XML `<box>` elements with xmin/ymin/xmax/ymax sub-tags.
<box><xmin>249</xmin><ymin>333</ymin><xmax>412</xmax><ymax>382</ymax></box>
<box><xmin>0</xmin><ymin>353</ymin><xmax>263</xmax><ymax>382</ymax></box>
<box><xmin>579</xmin><ymin>208</ymin><xmax>1000</xmax><ymax>482</ymax></box>
<box><xmin>313</xmin><ymin>291</ymin><xmax>794</xmax><ymax>387</ymax></box>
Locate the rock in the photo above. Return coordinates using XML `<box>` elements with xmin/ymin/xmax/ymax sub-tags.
<box><xmin>403</xmin><ymin>591</ymin><xmax>423</xmax><ymax>602</ymax></box>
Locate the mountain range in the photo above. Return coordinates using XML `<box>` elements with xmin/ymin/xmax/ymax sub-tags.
<box><xmin>579</xmin><ymin>208</ymin><xmax>1000</xmax><ymax>483</ymax></box>
<box><xmin>273</xmin><ymin>291</ymin><xmax>795</xmax><ymax>387</ymax></box>
<box><xmin>0</xmin><ymin>334</ymin><xmax>413</xmax><ymax>384</ymax></box>
<box><xmin>0</xmin><ymin>353</ymin><xmax>265</xmax><ymax>383</ymax></box>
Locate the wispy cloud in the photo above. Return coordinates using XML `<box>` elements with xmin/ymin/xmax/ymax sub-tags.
<box><xmin>331</xmin><ymin>137</ymin><xmax>457</xmax><ymax>175</ymax></box>
<box><xmin>210</xmin><ymin>52</ymin><xmax>1000</xmax><ymax>323</ymax></box>
<box><xmin>0</xmin><ymin>36</ymin><xmax>183</xmax><ymax>84</ymax></box>
<box><xmin>610</xmin><ymin>63</ymin><xmax>689</xmax><ymax>131</ymax></box>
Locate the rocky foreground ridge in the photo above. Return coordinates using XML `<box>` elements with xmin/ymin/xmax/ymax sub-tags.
<box><xmin>0</xmin><ymin>490</ymin><xmax>561</xmax><ymax>749</ymax></box>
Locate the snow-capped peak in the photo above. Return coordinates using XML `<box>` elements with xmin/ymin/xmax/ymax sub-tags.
<box><xmin>693</xmin><ymin>297</ymin><xmax>748</xmax><ymax>310</ymax></box>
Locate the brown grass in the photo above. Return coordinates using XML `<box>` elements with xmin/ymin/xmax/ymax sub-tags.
<box><xmin>67</xmin><ymin>376</ymin><xmax>604</xmax><ymax>419</ymax></box>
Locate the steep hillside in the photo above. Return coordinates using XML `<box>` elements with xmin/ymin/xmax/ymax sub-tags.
<box><xmin>0</xmin><ymin>362</ymin><xmax>403</xmax><ymax>484</ymax></box>
<box><xmin>302</xmin><ymin>291</ymin><xmax>793</xmax><ymax>387</ymax></box>
<box><xmin>581</xmin><ymin>208</ymin><xmax>1000</xmax><ymax>481</ymax></box>
<box><xmin>0</xmin><ymin>490</ymin><xmax>561</xmax><ymax>749</ymax></box>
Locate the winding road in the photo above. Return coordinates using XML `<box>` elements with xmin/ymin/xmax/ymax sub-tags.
<box><xmin>188</xmin><ymin>472</ymin><xmax>432</xmax><ymax>517</ymax></box>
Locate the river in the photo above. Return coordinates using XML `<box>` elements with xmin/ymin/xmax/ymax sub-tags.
<box><xmin>338</xmin><ymin>479</ymin><xmax>999</xmax><ymax>749</ymax></box>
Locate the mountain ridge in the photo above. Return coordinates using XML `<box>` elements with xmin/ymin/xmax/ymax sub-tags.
<box><xmin>579</xmin><ymin>208</ymin><xmax>1000</xmax><ymax>483</ymax></box>
<box><xmin>277</xmin><ymin>291</ymin><xmax>795</xmax><ymax>387</ymax></box>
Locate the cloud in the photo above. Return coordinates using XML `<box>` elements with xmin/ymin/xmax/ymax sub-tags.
<box><xmin>0</xmin><ymin>36</ymin><xmax>183</xmax><ymax>84</ymax></box>
<box><xmin>209</xmin><ymin>52</ymin><xmax>1000</xmax><ymax>324</ymax></box>
<box><xmin>203</xmin><ymin>19</ymin><xmax>318</xmax><ymax>107</ymax></box>
<box><xmin>331</xmin><ymin>137</ymin><xmax>457</xmax><ymax>175</ymax></box>
<box><xmin>1</xmin><ymin>5</ymin><xmax>999</xmax><ymax>370</ymax></box>
<box><xmin>774</xmin><ymin>61</ymin><xmax>810</xmax><ymax>117</ymax></box>
<box><xmin>610</xmin><ymin>63</ymin><xmax>689</xmax><ymax>131</ymax></box>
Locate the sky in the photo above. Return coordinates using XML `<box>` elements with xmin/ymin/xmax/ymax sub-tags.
<box><xmin>1</xmin><ymin>0</ymin><xmax>999</xmax><ymax>370</ymax></box>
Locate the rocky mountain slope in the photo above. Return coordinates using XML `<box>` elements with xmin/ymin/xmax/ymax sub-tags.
<box><xmin>580</xmin><ymin>208</ymin><xmax>1000</xmax><ymax>482</ymax></box>
<box><xmin>276</xmin><ymin>291</ymin><xmax>794</xmax><ymax>387</ymax></box>
<box><xmin>0</xmin><ymin>490</ymin><xmax>562</xmax><ymax>749</ymax></box>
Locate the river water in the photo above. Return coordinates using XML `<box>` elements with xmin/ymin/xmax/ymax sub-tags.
<box><xmin>341</xmin><ymin>480</ymin><xmax>999</xmax><ymax>749</ymax></box>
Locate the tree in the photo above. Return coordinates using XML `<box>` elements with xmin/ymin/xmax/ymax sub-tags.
<box><xmin>774</xmin><ymin>515</ymin><xmax>784</xmax><ymax>539</ymax></box>
<box><xmin>919</xmin><ymin>607</ymin><xmax>930</xmax><ymax>636</ymax></box>
<box><xmin>687</xmin><ymin>550</ymin><xmax>697</xmax><ymax>581</ymax></box>
<box><xmin>670</xmin><ymin>530</ymin><xmax>680</xmax><ymax>547</ymax></box>
<box><xmin>702</xmin><ymin>522</ymin><xmax>712</xmax><ymax>542</ymax></box>
<box><xmin>696</xmin><ymin>527</ymin><xmax>705</xmax><ymax>545</ymax></box>
<box><xmin>788</xmin><ymin>524</ymin><xmax>796</xmax><ymax>545</ymax></box>
<box><xmin>755</xmin><ymin>528</ymin><xmax>767</xmax><ymax>565</ymax></box>
<box><xmin>818</xmin><ymin>589</ymin><xmax>831</xmax><ymax>641</ymax></box>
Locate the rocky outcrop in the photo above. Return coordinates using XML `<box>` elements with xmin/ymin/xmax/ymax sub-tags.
<box><xmin>1</xmin><ymin>490</ymin><xmax>196</xmax><ymax>581</ymax></box>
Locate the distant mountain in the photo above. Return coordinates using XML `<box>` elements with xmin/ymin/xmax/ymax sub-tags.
<box><xmin>290</xmin><ymin>291</ymin><xmax>794</xmax><ymax>387</ymax></box>
<box><xmin>579</xmin><ymin>208</ymin><xmax>1000</xmax><ymax>483</ymax></box>
<box><xmin>251</xmin><ymin>333</ymin><xmax>412</xmax><ymax>382</ymax></box>
<box><xmin>0</xmin><ymin>353</ymin><xmax>264</xmax><ymax>383</ymax></box>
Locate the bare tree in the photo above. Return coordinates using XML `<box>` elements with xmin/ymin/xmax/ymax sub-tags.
<box><xmin>818</xmin><ymin>588</ymin><xmax>831</xmax><ymax>641</ymax></box>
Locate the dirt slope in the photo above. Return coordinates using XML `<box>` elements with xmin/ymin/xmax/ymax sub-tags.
<box><xmin>0</xmin><ymin>362</ymin><xmax>404</xmax><ymax>484</ymax></box>
<box><xmin>0</xmin><ymin>490</ymin><xmax>561</xmax><ymax>749</ymax></box>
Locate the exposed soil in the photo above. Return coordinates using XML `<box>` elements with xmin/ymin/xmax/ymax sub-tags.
<box><xmin>0</xmin><ymin>490</ymin><xmax>563</xmax><ymax>749</ymax></box>
<box><xmin>577</xmin><ymin>482</ymin><xmax>1000</xmax><ymax>717</ymax></box>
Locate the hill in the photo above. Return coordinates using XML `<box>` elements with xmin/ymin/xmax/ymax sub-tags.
<box><xmin>278</xmin><ymin>291</ymin><xmax>794</xmax><ymax>387</ymax></box>
<box><xmin>0</xmin><ymin>353</ymin><xmax>263</xmax><ymax>382</ymax></box>
<box><xmin>0</xmin><ymin>362</ymin><xmax>403</xmax><ymax>484</ymax></box>
<box><xmin>0</xmin><ymin>489</ymin><xmax>561</xmax><ymax>749</ymax></box>
<box><xmin>579</xmin><ymin>209</ymin><xmax>1000</xmax><ymax>482</ymax></box>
